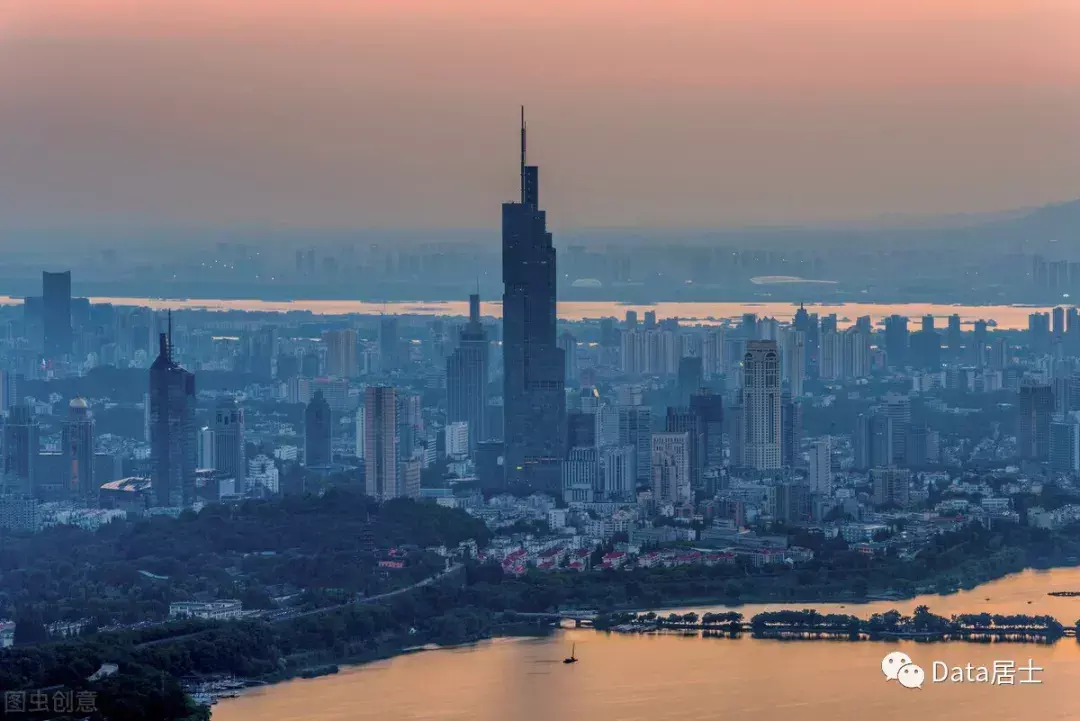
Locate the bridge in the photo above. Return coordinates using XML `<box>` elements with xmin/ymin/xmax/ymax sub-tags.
<box><xmin>510</xmin><ymin>611</ymin><xmax>599</xmax><ymax>628</ymax></box>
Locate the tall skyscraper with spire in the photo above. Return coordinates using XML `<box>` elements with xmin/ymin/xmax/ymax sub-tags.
<box><xmin>502</xmin><ymin>108</ymin><xmax>566</xmax><ymax>494</ymax></box>
<box><xmin>149</xmin><ymin>313</ymin><xmax>197</xmax><ymax>507</ymax></box>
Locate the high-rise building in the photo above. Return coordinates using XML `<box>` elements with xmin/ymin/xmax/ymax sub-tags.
<box><xmin>1029</xmin><ymin>312</ymin><xmax>1051</xmax><ymax>355</ymax></box>
<box><xmin>446</xmin><ymin>293</ymin><xmax>489</xmax><ymax>452</ymax></box>
<box><xmin>882</xmin><ymin>392</ymin><xmax>911</xmax><ymax>465</ymax></box>
<box><xmin>304</xmin><ymin>390</ymin><xmax>333</xmax><ymax>468</ymax></box>
<box><xmin>946</xmin><ymin>314</ymin><xmax>962</xmax><ymax>358</ymax></box>
<box><xmin>770</xmin><ymin>481</ymin><xmax>811</xmax><ymax>523</ymax></box>
<box><xmin>1053</xmin><ymin>306</ymin><xmax>1066</xmax><ymax>337</ymax></box>
<box><xmin>808</xmin><ymin>438</ymin><xmax>832</xmax><ymax>495</ymax></box>
<box><xmin>324</xmin><ymin>329</ymin><xmax>359</xmax><ymax>378</ymax></box>
<box><xmin>884</xmin><ymin>315</ymin><xmax>909</xmax><ymax>368</ymax></box>
<box><xmin>379</xmin><ymin>316</ymin><xmax>401</xmax><ymax>371</ymax></box>
<box><xmin>854</xmin><ymin>411</ymin><xmax>893</xmax><ymax>470</ymax></box>
<box><xmin>690</xmin><ymin>390</ymin><xmax>724</xmax><ymax>471</ymax></box>
<box><xmin>197</xmin><ymin>427</ymin><xmax>215</xmax><ymax>469</ymax></box>
<box><xmin>562</xmin><ymin>446</ymin><xmax>598</xmax><ymax>504</ymax></box>
<box><xmin>240</xmin><ymin>326</ymin><xmax>278</xmax><ymax>379</ymax></box>
<box><xmin>3</xmin><ymin>404</ymin><xmax>38</xmax><ymax>497</ymax></box>
<box><xmin>213</xmin><ymin>398</ymin><xmax>246</xmax><ymax>489</ymax></box>
<box><xmin>1049</xmin><ymin>420</ymin><xmax>1080</xmax><ymax>473</ymax></box>
<box><xmin>149</xmin><ymin>322</ymin><xmax>197</xmax><ymax>507</ymax></box>
<box><xmin>600</xmin><ymin>445</ymin><xmax>636</xmax><ymax>502</ymax></box>
<box><xmin>677</xmin><ymin>356</ymin><xmax>704</xmax><ymax>407</ymax></box>
<box><xmin>63</xmin><ymin>398</ymin><xmax>95</xmax><ymax>502</ymax></box>
<box><xmin>364</xmin><ymin>386</ymin><xmax>399</xmax><ymax>500</ymax></box>
<box><xmin>871</xmin><ymin>468</ymin><xmax>912</xmax><ymax>507</ymax></box>
<box><xmin>665</xmin><ymin>407</ymin><xmax>705</xmax><ymax>491</ymax></box>
<box><xmin>651</xmin><ymin>432</ymin><xmax>691</xmax><ymax>505</ymax></box>
<box><xmin>740</xmin><ymin>340</ymin><xmax>782</xmax><ymax>470</ymax></box>
<box><xmin>42</xmin><ymin>270</ymin><xmax>72</xmax><ymax>360</ymax></box>
<box><xmin>354</xmin><ymin>407</ymin><xmax>366</xmax><ymax>459</ymax></box>
<box><xmin>618</xmin><ymin>406</ymin><xmax>652</xmax><ymax>484</ymax></box>
<box><xmin>780</xmin><ymin>391</ymin><xmax>802</xmax><ymax>469</ymax></box>
<box><xmin>905</xmin><ymin>425</ymin><xmax>939</xmax><ymax>466</ymax></box>
<box><xmin>842</xmin><ymin>326</ymin><xmax>871</xmax><ymax>379</ymax></box>
<box><xmin>559</xmin><ymin>331</ymin><xmax>579</xmax><ymax>386</ymax></box>
<box><xmin>445</xmin><ymin>421</ymin><xmax>469</xmax><ymax>459</ymax></box>
<box><xmin>971</xmin><ymin>320</ymin><xmax>988</xmax><ymax>368</ymax></box>
<box><xmin>502</xmin><ymin>109</ymin><xmax>566</xmax><ymax>493</ymax></box>
<box><xmin>1017</xmin><ymin>381</ymin><xmax>1054</xmax><ymax>461</ymax></box>
<box><xmin>782</xmin><ymin>329</ymin><xmax>806</xmax><ymax>396</ymax></box>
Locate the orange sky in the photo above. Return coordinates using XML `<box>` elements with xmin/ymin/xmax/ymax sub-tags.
<box><xmin>1</xmin><ymin>0</ymin><xmax>1078</xmax><ymax>229</ymax></box>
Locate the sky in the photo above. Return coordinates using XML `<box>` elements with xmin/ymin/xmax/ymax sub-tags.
<box><xmin>1</xmin><ymin>0</ymin><xmax>1079</xmax><ymax>230</ymax></box>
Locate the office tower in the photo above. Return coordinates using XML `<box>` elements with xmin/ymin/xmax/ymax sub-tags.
<box><xmin>562</xmin><ymin>446</ymin><xmax>599</xmax><ymax>504</ymax></box>
<box><xmin>854</xmin><ymin>411</ymin><xmax>893</xmax><ymax>470</ymax></box>
<box><xmin>780</xmin><ymin>391</ymin><xmax>802</xmax><ymax>469</ymax></box>
<box><xmin>819</xmin><ymin>330</ymin><xmax>843</xmax><ymax>380</ymax></box>
<box><xmin>197</xmin><ymin>427</ymin><xmax>215</xmax><ymax>469</ymax></box>
<box><xmin>793</xmin><ymin>304</ymin><xmax>816</xmax><ymax>378</ymax></box>
<box><xmin>445</xmin><ymin>422</ymin><xmax>469</xmax><ymax>459</ymax></box>
<box><xmin>910</xmin><ymin>328</ymin><xmax>941</xmax><ymax>370</ymax></box>
<box><xmin>213</xmin><ymin>398</ymin><xmax>246</xmax><ymax>489</ymax></box>
<box><xmin>1053</xmin><ymin>306</ymin><xmax>1066</xmax><ymax>338</ymax></box>
<box><xmin>447</xmin><ymin>293</ymin><xmax>490</xmax><ymax>452</ymax></box>
<box><xmin>882</xmin><ymin>392</ymin><xmax>910</xmax><ymax>465</ymax></box>
<box><xmin>558</xmin><ymin>331</ymin><xmax>579</xmax><ymax>386</ymax></box>
<box><xmin>364</xmin><ymin>386</ymin><xmax>399</xmax><ymax>500</ymax></box>
<box><xmin>240</xmin><ymin>326</ymin><xmax>278</xmax><ymax>379</ymax></box>
<box><xmin>905</xmin><ymin>425</ymin><xmax>939</xmax><ymax>466</ymax></box>
<box><xmin>921</xmin><ymin>314</ymin><xmax>935</xmax><ymax>333</ymax></box>
<box><xmin>600</xmin><ymin>445</ymin><xmax>635</xmax><ymax>502</ymax></box>
<box><xmin>783</xmin><ymin>329</ymin><xmax>806</xmax><ymax>396</ymax></box>
<box><xmin>884</xmin><ymin>315</ymin><xmax>909</xmax><ymax>367</ymax></box>
<box><xmin>808</xmin><ymin>438</ymin><xmax>832</xmax><ymax>495</ymax></box>
<box><xmin>690</xmin><ymin>389</ymin><xmax>724</xmax><ymax>470</ymax></box>
<box><xmin>677</xmin><ymin>356</ymin><xmax>704</xmax><ymax>406</ymax></box>
<box><xmin>770</xmin><ymin>481</ymin><xmax>811</xmax><ymax>523</ymax></box>
<box><xmin>989</xmin><ymin>337</ymin><xmax>1009</xmax><ymax>371</ymax></box>
<box><xmin>304</xmin><ymin>390</ymin><xmax>333</xmax><ymax>467</ymax></box>
<box><xmin>502</xmin><ymin>109</ymin><xmax>566</xmax><ymax>493</ymax></box>
<box><xmin>599</xmin><ymin>318</ymin><xmax>618</xmax><ymax>347</ymax></box>
<box><xmin>566</xmin><ymin>411</ymin><xmax>598</xmax><ymax>449</ymax></box>
<box><xmin>149</xmin><ymin>322</ymin><xmax>196</xmax><ymax>507</ymax></box>
<box><xmin>644</xmin><ymin>311</ymin><xmax>657</xmax><ymax>329</ymax></box>
<box><xmin>871</xmin><ymin>468</ymin><xmax>912</xmax><ymax>507</ymax></box>
<box><xmin>1049</xmin><ymin>420</ymin><xmax>1080</xmax><ymax>473</ymax></box>
<box><xmin>324</xmin><ymin>329</ymin><xmax>359</xmax><ymax>378</ymax></box>
<box><xmin>1029</xmin><ymin>312</ymin><xmax>1051</xmax><ymax>355</ymax></box>
<box><xmin>63</xmin><ymin>398</ymin><xmax>95</xmax><ymax>501</ymax></box>
<box><xmin>625</xmin><ymin>310</ymin><xmax>638</xmax><ymax>328</ymax></box>
<box><xmin>354</xmin><ymin>407</ymin><xmax>366</xmax><ymax>458</ymax></box>
<box><xmin>842</xmin><ymin>326</ymin><xmax>871</xmax><ymax>379</ymax></box>
<box><xmin>971</xmin><ymin>320</ymin><xmax>988</xmax><ymax>367</ymax></box>
<box><xmin>651</xmin><ymin>432</ymin><xmax>691</xmax><ymax>504</ymax></box>
<box><xmin>946</xmin><ymin>314</ymin><xmax>962</xmax><ymax>357</ymax></box>
<box><xmin>1017</xmin><ymin>381</ymin><xmax>1054</xmax><ymax>461</ymax></box>
<box><xmin>42</xmin><ymin>270</ymin><xmax>72</xmax><ymax>359</ymax></box>
<box><xmin>665</xmin><ymin>407</ymin><xmax>705</xmax><ymax>490</ymax></box>
<box><xmin>618</xmin><ymin>406</ymin><xmax>652</xmax><ymax>484</ymax></box>
<box><xmin>379</xmin><ymin>316</ymin><xmax>401</xmax><ymax>371</ymax></box>
<box><xmin>740</xmin><ymin>340</ymin><xmax>782</xmax><ymax>470</ymax></box>
<box><xmin>702</xmin><ymin>328</ymin><xmax>725</xmax><ymax>380</ymax></box>
<box><xmin>3</xmin><ymin>404</ymin><xmax>38</xmax><ymax>497</ymax></box>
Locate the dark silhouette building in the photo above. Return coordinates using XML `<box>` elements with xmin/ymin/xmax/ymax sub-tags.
<box><xmin>149</xmin><ymin>321</ymin><xmax>196</xmax><ymax>507</ymax></box>
<box><xmin>3</xmin><ymin>404</ymin><xmax>38</xmax><ymax>497</ymax></box>
<box><xmin>304</xmin><ymin>390</ymin><xmax>333</xmax><ymax>468</ymax></box>
<box><xmin>214</xmin><ymin>398</ymin><xmax>246</xmax><ymax>489</ymax></box>
<box><xmin>690</xmin><ymin>389</ymin><xmax>724</xmax><ymax>470</ymax></box>
<box><xmin>677</xmin><ymin>356</ymin><xmax>704</xmax><ymax>407</ymax></box>
<box><xmin>446</xmin><ymin>294</ymin><xmax>489</xmax><ymax>452</ymax></box>
<box><xmin>63</xmin><ymin>398</ymin><xmax>95</xmax><ymax>502</ymax></box>
<box><xmin>884</xmin><ymin>315</ymin><xmax>909</xmax><ymax>368</ymax></box>
<box><xmin>42</xmin><ymin>270</ymin><xmax>72</xmax><ymax>359</ymax></box>
<box><xmin>501</xmin><ymin>108</ymin><xmax>565</xmax><ymax>493</ymax></box>
<box><xmin>854</xmin><ymin>411</ymin><xmax>893</xmax><ymax>470</ymax></box>
<box><xmin>1018</xmin><ymin>381</ymin><xmax>1054</xmax><ymax>461</ymax></box>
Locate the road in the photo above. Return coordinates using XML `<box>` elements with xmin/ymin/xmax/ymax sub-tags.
<box><xmin>135</xmin><ymin>563</ymin><xmax>462</xmax><ymax>649</ymax></box>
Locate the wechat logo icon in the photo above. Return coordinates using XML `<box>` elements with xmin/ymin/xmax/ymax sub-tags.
<box><xmin>882</xmin><ymin>651</ymin><xmax>925</xmax><ymax>689</ymax></box>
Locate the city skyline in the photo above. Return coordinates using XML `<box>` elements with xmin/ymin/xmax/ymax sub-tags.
<box><xmin>2</xmin><ymin>1</ymin><xmax>1078</xmax><ymax>230</ymax></box>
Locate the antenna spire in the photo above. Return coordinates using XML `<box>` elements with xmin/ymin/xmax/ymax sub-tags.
<box><xmin>520</xmin><ymin>105</ymin><xmax>526</xmax><ymax>203</ymax></box>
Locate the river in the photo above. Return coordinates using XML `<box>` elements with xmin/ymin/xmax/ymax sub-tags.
<box><xmin>0</xmin><ymin>296</ymin><xmax>1060</xmax><ymax>330</ymax></box>
<box><xmin>214</xmin><ymin>568</ymin><xmax>1080</xmax><ymax>721</ymax></box>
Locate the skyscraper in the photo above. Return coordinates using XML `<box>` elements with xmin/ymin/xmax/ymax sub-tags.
<box><xmin>42</xmin><ymin>270</ymin><xmax>72</xmax><ymax>359</ymax></box>
<box><xmin>149</xmin><ymin>320</ymin><xmax>197</xmax><ymax>507</ymax></box>
<box><xmin>214</xmin><ymin>398</ymin><xmax>247</xmax><ymax>490</ymax></box>
<box><xmin>690</xmin><ymin>389</ymin><xmax>724</xmax><ymax>471</ymax></box>
<box><xmin>63</xmin><ymin>398</ymin><xmax>95</xmax><ymax>502</ymax></box>
<box><xmin>364</xmin><ymin>386</ymin><xmax>399</xmax><ymax>500</ymax></box>
<box><xmin>882</xmin><ymin>392</ymin><xmax>911</xmax><ymax>465</ymax></box>
<box><xmin>324</xmin><ymin>329</ymin><xmax>359</xmax><ymax>378</ymax></box>
<box><xmin>618</xmin><ymin>405</ymin><xmax>652</xmax><ymax>484</ymax></box>
<box><xmin>651</xmin><ymin>432</ymin><xmax>691</xmax><ymax>505</ymax></box>
<box><xmin>1017</xmin><ymin>381</ymin><xmax>1054</xmax><ymax>461</ymax></box>
<box><xmin>665</xmin><ymin>406</ymin><xmax>705</xmax><ymax>491</ymax></box>
<box><xmin>741</xmin><ymin>340</ymin><xmax>782</xmax><ymax>471</ymax></box>
<box><xmin>780</xmin><ymin>391</ymin><xmax>802</xmax><ymax>469</ymax></box>
<box><xmin>502</xmin><ymin>108</ymin><xmax>565</xmax><ymax>493</ymax></box>
<box><xmin>676</xmin><ymin>356</ymin><xmax>704</xmax><ymax>406</ymax></box>
<box><xmin>854</xmin><ymin>411</ymin><xmax>894</xmax><ymax>470</ymax></box>
<box><xmin>884</xmin><ymin>315</ymin><xmax>909</xmax><ymax>368</ymax></box>
<box><xmin>379</xmin><ymin>316</ymin><xmax>401</xmax><ymax>372</ymax></box>
<box><xmin>808</xmin><ymin>438</ymin><xmax>832</xmax><ymax>495</ymax></box>
<box><xmin>3</xmin><ymin>404</ymin><xmax>38</xmax><ymax>497</ymax></box>
<box><xmin>446</xmin><ymin>293</ymin><xmax>489</xmax><ymax>452</ymax></box>
<box><xmin>304</xmin><ymin>390</ymin><xmax>333</xmax><ymax>468</ymax></box>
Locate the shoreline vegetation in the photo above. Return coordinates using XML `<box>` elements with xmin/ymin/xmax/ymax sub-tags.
<box><xmin>8</xmin><ymin>497</ymin><xmax>1080</xmax><ymax>720</ymax></box>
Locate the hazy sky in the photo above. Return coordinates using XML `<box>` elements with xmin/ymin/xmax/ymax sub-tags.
<box><xmin>2</xmin><ymin>0</ymin><xmax>1079</xmax><ymax>229</ymax></box>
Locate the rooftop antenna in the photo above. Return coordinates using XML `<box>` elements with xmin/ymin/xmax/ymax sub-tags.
<box><xmin>520</xmin><ymin>105</ymin><xmax>526</xmax><ymax>204</ymax></box>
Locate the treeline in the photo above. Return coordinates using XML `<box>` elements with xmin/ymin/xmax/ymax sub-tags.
<box><xmin>0</xmin><ymin>490</ymin><xmax>490</xmax><ymax>627</ymax></box>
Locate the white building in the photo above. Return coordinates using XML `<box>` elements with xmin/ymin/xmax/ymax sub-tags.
<box><xmin>248</xmin><ymin>454</ymin><xmax>280</xmax><ymax>494</ymax></box>
<box><xmin>809</xmin><ymin>438</ymin><xmax>832</xmax><ymax>495</ymax></box>
<box><xmin>446</xmin><ymin>421</ymin><xmax>469</xmax><ymax>459</ymax></box>
<box><xmin>168</xmin><ymin>600</ymin><xmax>243</xmax><ymax>620</ymax></box>
<box><xmin>651</xmin><ymin>432</ymin><xmax>691</xmax><ymax>504</ymax></box>
<box><xmin>741</xmin><ymin>340</ymin><xmax>782</xmax><ymax>470</ymax></box>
